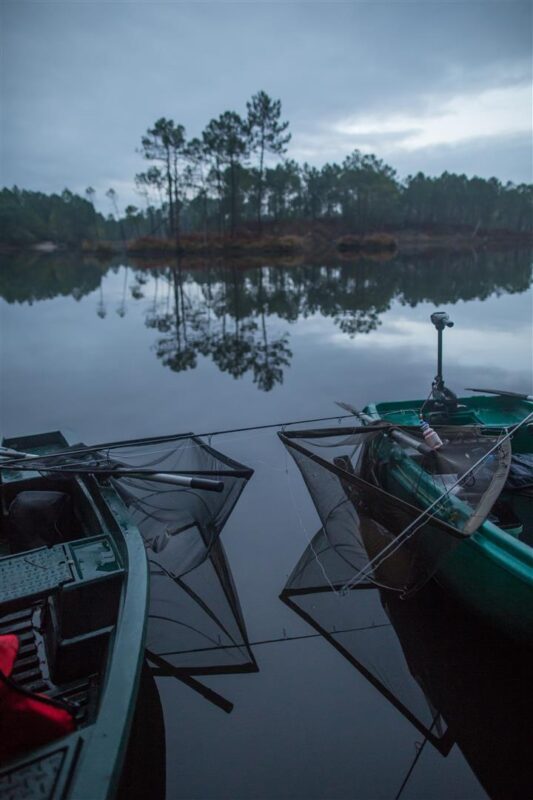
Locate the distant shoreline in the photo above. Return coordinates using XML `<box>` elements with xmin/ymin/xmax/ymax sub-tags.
<box><xmin>2</xmin><ymin>225</ymin><xmax>530</xmax><ymax>260</ymax></box>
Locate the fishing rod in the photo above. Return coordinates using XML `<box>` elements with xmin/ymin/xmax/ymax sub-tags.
<box><xmin>465</xmin><ymin>387</ymin><xmax>533</xmax><ymax>402</ymax></box>
<box><xmin>336</xmin><ymin>402</ymin><xmax>435</xmax><ymax>457</ymax></box>
<box><xmin>0</xmin><ymin>412</ymin><xmax>358</xmax><ymax>470</ymax></box>
<box><xmin>2</xmin><ymin>464</ymin><xmax>247</xmax><ymax>480</ymax></box>
<box><xmin>0</xmin><ymin>461</ymin><xmax>226</xmax><ymax>493</ymax></box>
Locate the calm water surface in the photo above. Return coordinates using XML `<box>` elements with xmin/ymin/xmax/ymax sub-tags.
<box><xmin>1</xmin><ymin>249</ymin><xmax>532</xmax><ymax>799</ymax></box>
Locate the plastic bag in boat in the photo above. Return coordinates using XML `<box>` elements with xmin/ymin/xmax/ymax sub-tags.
<box><xmin>505</xmin><ymin>453</ymin><xmax>533</xmax><ymax>492</ymax></box>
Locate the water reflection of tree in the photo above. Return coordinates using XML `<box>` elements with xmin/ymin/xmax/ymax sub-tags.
<box><xmin>129</xmin><ymin>249</ymin><xmax>532</xmax><ymax>389</ymax></box>
<box><xmin>292</xmin><ymin>262</ymin><xmax>392</xmax><ymax>337</ymax></box>
<box><xmin>2</xmin><ymin>249</ymin><xmax>531</xmax><ymax>391</ymax></box>
<box><xmin>152</xmin><ymin>265</ymin><xmax>198</xmax><ymax>372</ymax></box>
<box><xmin>0</xmin><ymin>251</ymin><xmax>104</xmax><ymax>304</ymax></box>
<box><xmin>2</xmin><ymin>249</ymin><xmax>530</xmax><ymax>311</ymax></box>
<box><xmin>96</xmin><ymin>283</ymin><xmax>106</xmax><ymax>318</ymax></box>
<box><xmin>116</xmin><ymin>266</ymin><xmax>129</xmax><ymax>317</ymax></box>
<box><xmin>146</xmin><ymin>262</ymin><xmax>292</xmax><ymax>390</ymax></box>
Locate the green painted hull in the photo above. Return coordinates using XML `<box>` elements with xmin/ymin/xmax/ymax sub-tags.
<box><xmin>0</xmin><ymin>432</ymin><xmax>149</xmax><ymax>799</ymax></box>
<box><xmin>363</xmin><ymin>395</ymin><xmax>533</xmax><ymax>644</ymax></box>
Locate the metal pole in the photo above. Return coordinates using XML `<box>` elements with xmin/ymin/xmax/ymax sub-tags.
<box><xmin>430</xmin><ymin>312</ymin><xmax>453</xmax><ymax>391</ymax></box>
<box><xmin>436</xmin><ymin>326</ymin><xmax>443</xmax><ymax>385</ymax></box>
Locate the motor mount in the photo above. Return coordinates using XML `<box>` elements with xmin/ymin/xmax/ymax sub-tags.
<box><xmin>430</xmin><ymin>311</ymin><xmax>454</xmax><ymax>332</ymax></box>
<box><xmin>430</xmin><ymin>312</ymin><xmax>458</xmax><ymax>412</ymax></box>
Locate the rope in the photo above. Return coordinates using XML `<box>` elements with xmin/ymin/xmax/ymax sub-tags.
<box><xmin>155</xmin><ymin>622</ymin><xmax>392</xmax><ymax>658</ymax></box>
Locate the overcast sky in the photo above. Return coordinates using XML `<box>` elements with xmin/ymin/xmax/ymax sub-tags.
<box><xmin>1</xmin><ymin>0</ymin><xmax>531</xmax><ymax>210</ymax></box>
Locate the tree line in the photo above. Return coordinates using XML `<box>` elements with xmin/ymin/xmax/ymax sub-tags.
<box><xmin>1</xmin><ymin>90</ymin><xmax>532</xmax><ymax>246</ymax></box>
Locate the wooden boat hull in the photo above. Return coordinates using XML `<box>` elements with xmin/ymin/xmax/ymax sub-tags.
<box><xmin>0</xmin><ymin>432</ymin><xmax>149</xmax><ymax>799</ymax></box>
<box><xmin>363</xmin><ymin>396</ymin><xmax>533</xmax><ymax>644</ymax></box>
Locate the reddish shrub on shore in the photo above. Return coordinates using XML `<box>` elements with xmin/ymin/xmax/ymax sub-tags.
<box><xmin>81</xmin><ymin>240</ymin><xmax>116</xmax><ymax>254</ymax></box>
<box><xmin>336</xmin><ymin>233</ymin><xmax>397</xmax><ymax>253</ymax></box>
<box><xmin>127</xmin><ymin>236</ymin><xmax>176</xmax><ymax>253</ymax></box>
<box><xmin>362</xmin><ymin>233</ymin><xmax>398</xmax><ymax>252</ymax></box>
<box><xmin>336</xmin><ymin>235</ymin><xmax>362</xmax><ymax>252</ymax></box>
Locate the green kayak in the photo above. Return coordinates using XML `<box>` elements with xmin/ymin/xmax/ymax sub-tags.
<box><xmin>362</xmin><ymin>392</ymin><xmax>533</xmax><ymax>644</ymax></box>
<box><xmin>281</xmin><ymin>312</ymin><xmax>533</xmax><ymax>645</ymax></box>
<box><xmin>360</xmin><ymin>311</ymin><xmax>533</xmax><ymax>643</ymax></box>
<box><xmin>0</xmin><ymin>431</ymin><xmax>149</xmax><ymax>799</ymax></box>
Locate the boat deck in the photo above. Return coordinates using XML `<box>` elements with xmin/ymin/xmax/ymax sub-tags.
<box><xmin>366</xmin><ymin>395</ymin><xmax>533</xmax><ymax>430</ymax></box>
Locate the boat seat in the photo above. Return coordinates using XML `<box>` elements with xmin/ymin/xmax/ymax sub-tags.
<box><xmin>7</xmin><ymin>491</ymin><xmax>78</xmax><ymax>553</ymax></box>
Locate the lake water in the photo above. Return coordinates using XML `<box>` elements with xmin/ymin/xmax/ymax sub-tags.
<box><xmin>1</xmin><ymin>248</ymin><xmax>532</xmax><ymax>799</ymax></box>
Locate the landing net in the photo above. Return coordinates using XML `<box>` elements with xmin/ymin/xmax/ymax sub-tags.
<box><xmin>11</xmin><ymin>436</ymin><xmax>257</xmax><ymax>678</ymax></box>
<box><xmin>279</xmin><ymin>424</ymin><xmax>511</xmax><ymax>594</ymax></box>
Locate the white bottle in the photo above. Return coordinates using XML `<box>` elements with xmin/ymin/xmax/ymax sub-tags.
<box><xmin>420</xmin><ymin>420</ymin><xmax>443</xmax><ymax>450</ymax></box>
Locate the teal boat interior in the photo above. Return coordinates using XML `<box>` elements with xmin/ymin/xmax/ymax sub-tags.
<box><xmin>0</xmin><ymin>431</ymin><xmax>148</xmax><ymax>799</ymax></box>
<box><xmin>365</xmin><ymin>393</ymin><xmax>533</xmax><ymax>430</ymax></box>
<box><xmin>364</xmin><ymin>394</ymin><xmax>533</xmax><ymax>548</ymax></box>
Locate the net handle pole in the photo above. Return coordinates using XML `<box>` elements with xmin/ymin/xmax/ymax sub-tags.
<box><xmin>127</xmin><ymin>472</ymin><xmax>224</xmax><ymax>492</ymax></box>
<box><xmin>0</xmin><ymin>412</ymin><xmax>360</xmax><ymax>469</ymax></box>
<box><xmin>465</xmin><ymin>387</ymin><xmax>533</xmax><ymax>402</ymax></box>
<box><xmin>436</xmin><ymin>326</ymin><xmax>443</xmax><ymax>385</ymax></box>
<box><xmin>0</xmin><ymin>451</ymin><xmax>224</xmax><ymax>492</ymax></box>
<box><xmin>390</xmin><ymin>429</ymin><xmax>433</xmax><ymax>457</ymax></box>
<box><xmin>0</xmin><ymin>447</ymin><xmax>38</xmax><ymax>461</ymax></box>
<box><xmin>336</xmin><ymin>402</ymin><xmax>433</xmax><ymax>455</ymax></box>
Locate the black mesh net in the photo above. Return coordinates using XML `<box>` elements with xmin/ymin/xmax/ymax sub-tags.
<box><xmin>20</xmin><ymin>434</ymin><xmax>251</xmax><ymax>579</ymax></box>
<box><xmin>15</xmin><ymin>436</ymin><xmax>257</xmax><ymax>683</ymax></box>
<box><xmin>107</xmin><ymin>437</ymin><xmax>257</xmax><ymax>677</ymax></box>
<box><xmin>146</xmin><ymin>534</ymin><xmax>257</xmax><ymax>676</ymax></box>
<box><xmin>109</xmin><ymin>436</ymin><xmax>252</xmax><ymax>577</ymax></box>
<box><xmin>280</xmin><ymin>525</ymin><xmax>452</xmax><ymax>752</ymax></box>
<box><xmin>279</xmin><ymin>424</ymin><xmax>511</xmax><ymax>594</ymax></box>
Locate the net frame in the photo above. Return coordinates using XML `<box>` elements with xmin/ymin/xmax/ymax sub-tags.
<box><xmin>279</xmin><ymin>424</ymin><xmax>512</xmax><ymax>594</ymax></box>
<box><xmin>280</xmin><ymin>525</ymin><xmax>454</xmax><ymax>754</ymax></box>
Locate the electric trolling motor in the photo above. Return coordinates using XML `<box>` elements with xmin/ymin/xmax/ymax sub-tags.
<box><xmin>430</xmin><ymin>311</ymin><xmax>458</xmax><ymax>412</ymax></box>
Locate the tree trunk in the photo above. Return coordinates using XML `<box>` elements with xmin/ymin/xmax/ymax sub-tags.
<box><xmin>257</xmin><ymin>137</ymin><xmax>265</xmax><ymax>236</ymax></box>
<box><xmin>230</xmin><ymin>161</ymin><xmax>237</xmax><ymax>237</ymax></box>
<box><xmin>203</xmin><ymin>190</ymin><xmax>208</xmax><ymax>244</ymax></box>
<box><xmin>165</xmin><ymin>148</ymin><xmax>174</xmax><ymax>237</ymax></box>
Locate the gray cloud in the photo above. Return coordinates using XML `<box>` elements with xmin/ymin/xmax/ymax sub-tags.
<box><xmin>1</xmin><ymin>1</ymin><xmax>531</xmax><ymax>208</ymax></box>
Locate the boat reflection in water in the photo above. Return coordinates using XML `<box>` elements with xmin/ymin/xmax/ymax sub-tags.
<box><xmin>280</xmin><ymin>526</ymin><xmax>532</xmax><ymax>799</ymax></box>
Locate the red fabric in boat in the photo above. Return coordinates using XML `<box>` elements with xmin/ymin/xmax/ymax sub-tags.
<box><xmin>0</xmin><ymin>634</ymin><xmax>75</xmax><ymax>763</ymax></box>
